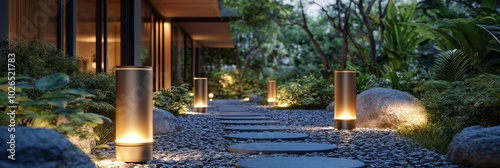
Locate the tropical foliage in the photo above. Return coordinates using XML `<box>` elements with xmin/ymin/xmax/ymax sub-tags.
<box><xmin>0</xmin><ymin>73</ymin><xmax>111</xmax><ymax>141</ymax></box>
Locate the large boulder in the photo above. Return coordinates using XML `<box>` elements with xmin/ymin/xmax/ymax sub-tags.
<box><xmin>356</xmin><ymin>88</ymin><xmax>427</xmax><ymax>129</ymax></box>
<box><xmin>249</xmin><ymin>94</ymin><xmax>264</xmax><ymax>103</ymax></box>
<box><xmin>447</xmin><ymin>125</ymin><xmax>500</xmax><ymax>168</ymax></box>
<box><xmin>153</xmin><ymin>108</ymin><xmax>181</xmax><ymax>135</ymax></box>
<box><xmin>0</xmin><ymin>126</ymin><xmax>95</xmax><ymax>168</ymax></box>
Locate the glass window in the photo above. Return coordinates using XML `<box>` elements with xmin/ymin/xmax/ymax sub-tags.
<box><xmin>141</xmin><ymin>1</ymin><xmax>152</xmax><ymax>66</ymax></box>
<box><xmin>108</xmin><ymin>0</ymin><xmax>121</xmax><ymax>71</ymax></box>
<box><xmin>76</xmin><ymin>0</ymin><xmax>96</xmax><ymax>72</ymax></box>
<box><xmin>9</xmin><ymin>0</ymin><xmax>58</xmax><ymax>47</ymax></box>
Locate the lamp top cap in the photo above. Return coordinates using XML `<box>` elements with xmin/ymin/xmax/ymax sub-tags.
<box><xmin>334</xmin><ymin>70</ymin><xmax>356</xmax><ymax>73</ymax></box>
<box><xmin>116</xmin><ymin>66</ymin><xmax>152</xmax><ymax>70</ymax></box>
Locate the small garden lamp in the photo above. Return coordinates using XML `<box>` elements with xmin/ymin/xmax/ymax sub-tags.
<box><xmin>334</xmin><ymin>70</ymin><xmax>357</xmax><ymax>130</ymax></box>
<box><xmin>267</xmin><ymin>80</ymin><xmax>277</xmax><ymax>106</ymax></box>
<box><xmin>194</xmin><ymin>77</ymin><xmax>208</xmax><ymax>113</ymax></box>
<box><xmin>209</xmin><ymin>93</ymin><xmax>214</xmax><ymax>101</ymax></box>
<box><xmin>115</xmin><ymin>66</ymin><xmax>153</xmax><ymax>163</ymax></box>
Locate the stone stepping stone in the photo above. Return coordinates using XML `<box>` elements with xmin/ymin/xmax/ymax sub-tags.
<box><xmin>215</xmin><ymin>113</ymin><xmax>262</xmax><ymax>117</ymax></box>
<box><xmin>225</xmin><ymin>132</ymin><xmax>308</xmax><ymax>141</ymax></box>
<box><xmin>219</xmin><ymin>109</ymin><xmax>248</xmax><ymax>112</ymax></box>
<box><xmin>236</xmin><ymin>157</ymin><xmax>366</xmax><ymax>168</ymax></box>
<box><xmin>224</xmin><ymin>125</ymin><xmax>290</xmax><ymax>132</ymax></box>
<box><xmin>216</xmin><ymin>116</ymin><xmax>271</xmax><ymax>120</ymax></box>
<box><xmin>214</xmin><ymin>112</ymin><xmax>257</xmax><ymax>115</ymax></box>
<box><xmin>218</xmin><ymin>106</ymin><xmax>247</xmax><ymax>111</ymax></box>
<box><xmin>218</xmin><ymin>120</ymin><xmax>281</xmax><ymax>125</ymax></box>
<box><xmin>228</xmin><ymin>143</ymin><xmax>336</xmax><ymax>154</ymax></box>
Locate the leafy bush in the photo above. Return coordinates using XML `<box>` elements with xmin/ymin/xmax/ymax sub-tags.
<box><xmin>69</xmin><ymin>72</ymin><xmax>116</xmax><ymax>145</ymax></box>
<box><xmin>153</xmin><ymin>84</ymin><xmax>193</xmax><ymax>116</ymax></box>
<box><xmin>209</xmin><ymin>71</ymin><xmax>244</xmax><ymax>98</ymax></box>
<box><xmin>356</xmin><ymin>72</ymin><xmax>378</xmax><ymax>93</ymax></box>
<box><xmin>0</xmin><ymin>73</ymin><xmax>111</xmax><ymax>141</ymax></box>
<box><xmin>276</xmin><ymin>75</ymin><xmax>333</xmax><ymax>109</ymax></box>
<box><xmin>377</xmin><ymin>63</ymin><xmax>428</xmax><ymax>94</ymax></box>
<box><xmin>403</xmin><ymin>74</ymin><xmax>500</xmax><ymax>154</ymax></box>
<box><xmin>0</xmin><ymin>40</ymin><xmax>79</xmax><ymax>78</ymax></box>
<box><xmin>208</xmin><ymin>70</ymin><xmax>267</xmax><ymax>99</ymax></box>
<box><xmin>415</xmin><ymin>74</ymin><xmax>500</xmax><ymax>126</ymax></box>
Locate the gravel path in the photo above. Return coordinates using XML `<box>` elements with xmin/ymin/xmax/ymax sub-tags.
<box><xmin>92</xmin><ymin>100</ymin><xmax>460</xmax><ymax>168</ymax></box>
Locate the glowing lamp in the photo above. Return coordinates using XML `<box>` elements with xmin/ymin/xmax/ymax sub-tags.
<box><xmin>334</xmin><ymin>70</ymin><xmax>357</xmax><ymax>130</ymax></box>
<box><xmin>115</xmin><ymin>66</ymin><xmax>153</xmax><ymax>163</ymax></box>
<box><xmin>194</xmin><ymin>77</ymin><xmax>208</xmax><ymax>113</ymax></box>
<box><xmin>267</xmin><ymin>80</ymin><xmax>277</xmax><ymax>106</ymax></box>
<box><xmin>209</xmin><ymin>93</ymin><xmax>214</xmax><ymax>101</ymax></box>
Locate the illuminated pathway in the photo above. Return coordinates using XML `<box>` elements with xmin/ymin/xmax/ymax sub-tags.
<box><xmin>210</xmin><ymin>99</ymin><xmax>366</xmax><ymax>168</ymax></box>
<box><xmin>92</xmin><ymin>99</ymin><xmax>456</xmax><ymax>167</ymax></box>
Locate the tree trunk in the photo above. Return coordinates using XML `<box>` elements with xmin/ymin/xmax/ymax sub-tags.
<box><xmin>341</xmin><ymin>29</ymin><xmax>349</xmax><ymax>70</ymax></box>
<box><xmin>303</xmin><ymin>26</ymin><xmax>330</xmax><ymax>71</ymax></box>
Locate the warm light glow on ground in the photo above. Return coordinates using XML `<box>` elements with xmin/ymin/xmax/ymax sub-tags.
<box><xmin>301</xmin><ymin>126</ymin><xmax>336</xmax><ymax>131</ymax></box>
<box><xmin>184</xmin><ymin>111</ymin><xmax>207</xmax><ymax>115</ymax></box>
<box><xmin>242</xmin><ymin>98</ymin><xmax>250</xmax><ymax>102</ymax></box>
<box><xmin>267</xmin><ymin>99</ymin><xmax>276</xmax><ymax>102</ymax></box>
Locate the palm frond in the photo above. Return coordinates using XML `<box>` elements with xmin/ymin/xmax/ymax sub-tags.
<box><xmin>434</xmin><ymin>49</ymin><xmax>470</xmax><ymax>82</ymax></box>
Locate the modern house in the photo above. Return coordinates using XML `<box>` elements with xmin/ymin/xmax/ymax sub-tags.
<box><xmin>0</xmin><ymin>0</ymin><xmax>235</xmax><ymax>91</ymax></box>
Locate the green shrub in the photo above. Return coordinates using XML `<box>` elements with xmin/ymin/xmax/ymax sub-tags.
<box><xmin>0</xmin><ymin>40</ymin><xmax>79</xmax><ymax>78</ymax></box>
<box><xmin>415</xmin><ymin>74</ymin><xmax>500</xmax><ymax>126</ymax></box>
<box><xmin>153</xmin><ymin>84</ymin><xmax>193</xmax><ymax>116</ymax></box>
<box><xmin>0</xmin><ymin>73</ymin><xmax>111</xmax><ymax>141</ymax></box>
<box><xmin>403</xmin><ymin>74</ymin><xmax>500</xmax><ymax>154</ymax></box>
<box><xmin>377</xmin><ymin>63</ymin><xmax>427</xmax><ymax>94</ymax></box>
<box><xmin>356</xmin><ymin>72</ymin><xmax>378</xmax><ymax>93</ymax></box>
<box><xmin>276</xmin><ymin>75</ymin><xmax>333</xmax><ymax>109</ymax></box>
<box><xmin>208</xmin><ymin>70</ymin><xmax>268</xmax><ymax>99</ymax></box>
<box><xmin>69</xmin><ymin>72</ymin><xmax>116</xmax><ymax>146</ymax></box>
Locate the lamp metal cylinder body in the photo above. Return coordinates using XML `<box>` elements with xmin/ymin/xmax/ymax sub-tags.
<box><xmin>194</xmin><ymin>77</ymin><xmax>208</xmax><ymax>113</ymax></box>
<box><xmin>267</xmin><ymin>80</ymin><xmax>277</xmax><ymax>106</ymax></box>
<box><xmin>334</xmin><ymin>70</ymin><xmax>357</xmax><ymax>130</ymax></box>
<box><xmin>115</xmin><ymin>66</ymin><xmax>153</xmax><ymax>163</ymax></box>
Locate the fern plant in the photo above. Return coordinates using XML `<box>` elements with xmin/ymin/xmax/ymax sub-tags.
<box><xmin>434</xmin><ymin>49</ymin><xmax>470</xmax><ymax>82</ymax></box>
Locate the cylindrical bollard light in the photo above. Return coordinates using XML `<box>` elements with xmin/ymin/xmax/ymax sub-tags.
<box><xmin>115</xmin><ymin>66</ymin><xmax>153</xmax><ymax>163</ymax></box>
<box><xmin>267</xmin><ymin>80</ymin><xmax>277</xmax><ymax>106</ymax></box>
<box><xmin>334</xmin><ymin>70</ymin><xmax>357</xmax><ymax>130</ymax></box>
<box><xmin>194</xmin><ymin>77</ymin><xmax>208</xmax><ymax>113</ymax></box>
